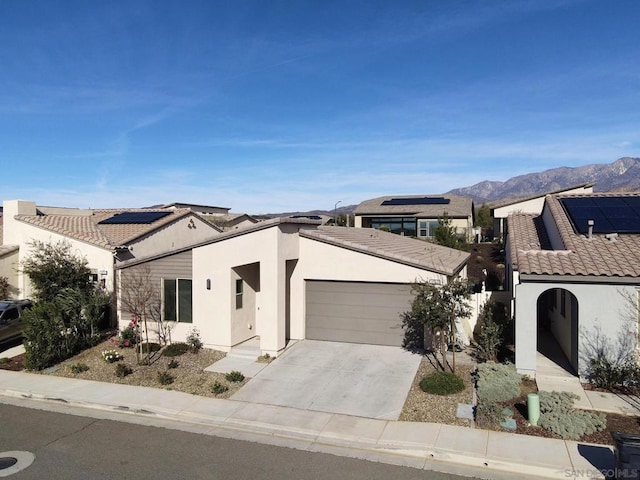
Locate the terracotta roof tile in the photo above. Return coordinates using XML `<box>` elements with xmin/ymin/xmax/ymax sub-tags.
<box><xmin>508</xmin><ymin>193</ymin><xmax>640</xmax><ymax>278</ymax></box>
<box><xmin>15</xmin><ymin>208</ymin><xmax>194</xmax><ymax>250</ymax></box>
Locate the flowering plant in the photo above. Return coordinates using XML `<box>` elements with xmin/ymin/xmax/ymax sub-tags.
<box><xmin>101</xmin><ymin>349</ymin><xmax>123</xmax><ymax>363</ymax></box>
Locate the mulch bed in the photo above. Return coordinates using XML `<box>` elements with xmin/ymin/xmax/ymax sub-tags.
<box><xmin>476</xmin><ymin>380</ymin><xmax>640</xmax><ymax>446</ymax></box>
<box><xmin>0</xmin><ymin>354</ymin><xmax>26</xmax><ymax>371</ymax></box>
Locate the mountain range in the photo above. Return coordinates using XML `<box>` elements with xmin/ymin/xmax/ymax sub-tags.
<box><xmin>447</xmin><ymin>157</ymin><xmax>640</xmax><ymax>205</ymax></box>
<box><xmin>263</xmin><ymin>157</ymin><xmax>640</xmax><ymax>216</ymax></box>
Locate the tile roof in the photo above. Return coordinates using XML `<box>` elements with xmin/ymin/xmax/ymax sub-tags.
<box><xmin>15</xmin><ymin>208</ymin><xmax>194</xmax><ymax>250</ymax></box>
<box><xmin>508</xmin><ymin>193</ymin><xmax>640</xmax><ymax>278</ymax></box>
<box><xmin>355</xmin><ymin>194</ymin><xmax>473</xmax><ymax>218</ymax></box>
<box><xmin>300</xmin><ymin>226</ymin><xmax>469</xmax><ymax>276</ymax></box>
<box><xmin>490</xmin><ymin>182</ymin><xmax>594</xmax><ymax>210</ymax></box>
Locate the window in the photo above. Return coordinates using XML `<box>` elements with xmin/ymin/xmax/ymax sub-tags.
<box><xmin>369</xmin><ymin>217</ymin><xmax>417</xmax><ymax>236</ymax></box>
<box><xmin>235</xmin><ymin>279</ymin><xmax>243</xmax><ymax>309</ymax></box>
<box><xmin>162</xmin><ymin>278</ymin><xmax>192</xmax><ymax>323</ymax></box>
<box><xmin>418</xmin><ymin>220</ymin><xmax>440</xmax><ymax>238</ymax></box>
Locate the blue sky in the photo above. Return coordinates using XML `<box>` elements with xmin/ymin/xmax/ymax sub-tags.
<box><xmin>1</xmin><ymin>0</ymin><xmax>639</xmax><ymax>213</ymax></box>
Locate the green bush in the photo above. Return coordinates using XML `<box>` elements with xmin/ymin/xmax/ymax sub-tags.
<box><xmin>167</xmin><ymin>359</ymin><xmax>179</xmax><ymax>369</ymax></box>
<box><xmin>419</xmin><ymin>371</ymin><xmax>465</xmax><ymax>395</ymax></box>
<box><xmin>0</xmin><ymin>357</ymin><xmax>10</xmax><ymax>365</ymax></box>
<box><xmin>22</xmin><ymin>301</ymin><xmax>67</xmax><ymax>370</ymax></box>
<box><xmin>225</xmin><ymin>371</ymin><xmax>245</xmax><ymax>383</ymax></box>
<box><xmin>157</xmin><ymin>371</ymin><xmax>174</xmax><ymax>385</ymax></box>
<box><xmin>475</xmin><ymin>319</ymin><xmax>503</xmax><ymax>363</ymax></box>
<box><xmin>115</xmin><ymin>363</ymin><xmax>133</xmax><ymax>378</ymax></box>
<box><xmin>163</xmin><ymin>343</ymin><xmax>189</xmax><ymax>357</ymax></box>
<box><xmin>70</xmin><ymin>363</ymin><xmax>89</xmax><ymax>374</ymax></box>
<box><xmin>586</xmin><ymin>356</ymin><xmax>638</xmax><ymax>390</ymax></box>
<box><xmin>475</xmin><ymin>362</ymin><xmax>521</xmax><ymax>403</ymax></box>
<box><xmin>538</xmin><ymin>391</ymin><xmax>606</xmax><ymax>440</ymax></box>
<box><xmin>211</xmin><ymin>381</ymin><xmax>229</xmax><ymax>395</ymax></box>
<box><xmin>118</xmin><ymin>325</ymin><xmax>139</xmax><ymax>347</ymax></box>
<box><xmin>475</xmin><ymin>402</ymin><xmax>504</xmax><ymax>424</ymax></box>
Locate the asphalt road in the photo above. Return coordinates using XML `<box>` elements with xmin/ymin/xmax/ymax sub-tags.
<box><xmin>0</xmin><ymin>403</ymin><xmax>481</xmax><ymax>480</ymax></box>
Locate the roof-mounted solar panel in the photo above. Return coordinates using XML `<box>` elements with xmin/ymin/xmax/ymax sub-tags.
<box><xmin>560</xmin><ymin>197</ymin><xmax>640</xmax><ymax>234</ymax></box>
<box><xmin>98</xmin><ymin>211</ymin><xmax>172</xmax><ymax>225</ymax></box>
<box><xmin>381</xmin><ymin>197</ymin><xmax>450</xmax><ymax>206</ymax></box>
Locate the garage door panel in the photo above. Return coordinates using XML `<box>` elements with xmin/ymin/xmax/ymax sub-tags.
<box><xmin>305</xmin><ymin>280</ymin><xmax>413</xmax><ymax>346</ymax></box>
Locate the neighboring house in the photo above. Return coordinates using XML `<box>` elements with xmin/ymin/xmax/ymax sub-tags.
<box><xmin>204</xmin><ymin>213</ymin><xmax>259</xmax><ymax>232</ymax></box>
<box><xmin>506</xmin><ymin>192</ymin><xmax>640</xmax><ymax>378</ymax></box>
<box><xmin>491</xmin><ymin>183</ymin><xmax>594</xmax><ymax>241</ymax></box>
<box><xmin>354</xmin><ymin>194</ymin><xmax>474</xmax><ymax>241</ymax></box>
<box><xmin>154</xmin><ymin>202</ymin><xmax>231</xmax><ymax>216</ymax></box>
<box><xmin>2</xmin><ymin>200</ymin><xmax>222</xmax><ymax>298</ymax></box>
<box><xmin>117</xmin><ymin>219</ymin><xmax>470</xmax><ymax>356</ymax></box>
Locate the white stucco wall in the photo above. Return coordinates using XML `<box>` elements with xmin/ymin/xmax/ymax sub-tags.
<box><xmin>192</xmin><ymin>225</ymin><xmax>302</xmax><ymax>355</ymax></box>
<box><xmin>515</xmin><ymin>280</ymin><xmax>638</xmax><ymax>377</ymax></box>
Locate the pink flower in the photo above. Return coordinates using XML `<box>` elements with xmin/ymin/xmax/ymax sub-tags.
<box><xmin>124</xmin><ymin>340</ymin><xmax>130</xmax><ymax>347</ymax></box>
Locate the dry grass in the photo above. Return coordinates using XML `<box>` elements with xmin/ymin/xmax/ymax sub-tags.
<box><xmin>42</xmin><ymin>336</ymin><xmax>246</xmax><ymax>399</ymax></box>
<box><xmin>400</xmin><ymin>355</ymin><xmax>475</xmax><ymax>426</ymax></box>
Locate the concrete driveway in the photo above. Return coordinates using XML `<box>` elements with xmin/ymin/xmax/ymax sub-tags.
<box><xmin>231</xmin><ymin>340</ymin><xmax>421</xmax><ymax>420</ymax></box>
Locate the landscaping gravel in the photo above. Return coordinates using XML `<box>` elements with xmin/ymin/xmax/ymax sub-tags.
<box><xmin>41</xmin><ymin>337</ymin><xmax>247</xmax><ymax>399</ymax></box>
<box><xmin>400</xmin><ymin>356</ymin><xmax>474</xmax><ymax>426</ymax></box>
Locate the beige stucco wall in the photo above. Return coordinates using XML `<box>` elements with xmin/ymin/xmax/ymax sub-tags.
<box><xmin>127</xmin><ymin>214</ymin><xmax>220</xmax><ymax>261</ymax></box>
<box><xmin>3</xmin><ymin>201</ymin><xmax>114</xmax><ymax>297</ymax></box>
<box><xmin>0</xmin><ymin>249</ymin><xmax>19</xmax><ymax>298</ymax></box>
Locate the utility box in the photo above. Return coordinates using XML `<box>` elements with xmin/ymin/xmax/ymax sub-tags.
<box><xmin>612</xmin><ymin>432</ymin><xmax>640</xmax><ymax>479</ymax></box>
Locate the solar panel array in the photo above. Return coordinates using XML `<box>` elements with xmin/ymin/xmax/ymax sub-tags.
<box><xmin>560</xmin><ymin>196</ymin><xmax>640</xmax><ymax>234</ymax></box>
<box><xmin>381</xmin><ymin>197</ymin><xmax>450</xmax><ymax>206</ymax></box>
<box><xmin>98</xmin><ymin>211</ymin><xmax>172</xmax><ymax>225</ymax></box>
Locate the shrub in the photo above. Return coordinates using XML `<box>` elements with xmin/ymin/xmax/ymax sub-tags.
<box><xmin>538</xmin><ymin>391</ymin><xmax>606</xmax><ymax>440</ymax></box>
<box><xmin>475</xmin><ymin>319</ymin><xmax>503</xmax><ymax>363</ymax></box>
<box><xmin>70</xmin><ymin>363</ymin><xmax>89</xmax><ymax>374</ymax></box>
<box><xmin>186</xmin><ymin>327</ymin><xmax>203</xmax><ymax>353</ymax></box>
<box><xmin>167</xmin><ymin>359</ymin><xmax>179</xmax><ymax>369</ymax></box>
<box><xmin>157</xmin><ymin>371</ymin><xmax>174</xmax><ymax>385</ymax></box>
<box><xmin>419</xmin><ymin>371</ymin><xmax>465</xmax><ymax>395</ymax></box>
<box><xmin>475</xmin><ymin>362</ymin><xmax>521</xmax><ymax>403</ymax></box>
<box><xmin>211</xmin><ymin>381</ymin><xmax>229</xmax><ymax>395</ymax></box>
<box><xmin>101</xmin><ymin>349</ymin><xmax>122</xmax><ymax>363</ymax></box>
<box><xmin>0</xmin><ymin>357</ymin><xmax>10</xmax><ymax>365</ymax></box>
<box><xmin>119</xmin><ymin>325</ymin><xmax>139</xmax><ymax>347</ymax></box>
<box><xmin>475</xmin><ymin>402</ymin><xmax>504</xmax><ymax>425</ymax></box>
<box><xmin>586</xmin><ymin>356</ymin><xmax>638</xmax><ymax>390</ymax></box>
<box><xmin>225</xmin><ymin>371</ymin><xmax>245</xmax><ymax>383</ymax></box>
<box><xmin>163</xmin><ymin>343</ymin><xmax>189</xmax><ymax>357</ymax></box>
<box><xmin>115</xmin><ymin>363</ymin><xmax>133</xmax><ymax>378</ymax></box>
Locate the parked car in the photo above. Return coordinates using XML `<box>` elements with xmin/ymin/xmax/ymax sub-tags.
<box><xmin>0</xmin><ymin>299</ymin><xmax>33</xmax><ymax>345</ymax></box>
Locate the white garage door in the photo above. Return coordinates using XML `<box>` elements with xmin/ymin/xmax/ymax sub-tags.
<box><xmin>305</xmin><ymin>280</ymin><xmax>413</xmax><ymax>346</ymax></box>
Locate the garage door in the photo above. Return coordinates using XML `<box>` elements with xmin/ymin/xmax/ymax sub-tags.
<box><xmin>305</xmin><ymin>280</ymin><xmax>413</xmax><ymax>346</ymax></box>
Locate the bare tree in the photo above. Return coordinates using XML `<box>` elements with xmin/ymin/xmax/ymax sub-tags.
<box><xmin>120</xmin><ymin>265</ymin><xmax>171</xmax><ymax>363</ymax></box>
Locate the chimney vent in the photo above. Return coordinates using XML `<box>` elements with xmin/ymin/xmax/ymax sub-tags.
<box><xmin>587</xmin><ymin>220</ymin><xmax>594</xmax><ymax>240</ymax></box>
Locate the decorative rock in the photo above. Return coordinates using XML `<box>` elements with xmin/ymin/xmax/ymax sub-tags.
<box><xmin>456</xmin><ymin>403</ymin><xmax>474</xmax><ymax>419</ymax></box>
<box><xmin>500</xmin><ymin>418</ymin><xmax>517</xmax><ymax>430</ymax></box>
<box><xmin>501</xmin><ymin>407</ymin><xmax>514</xmax><ymax>417</ymax></box>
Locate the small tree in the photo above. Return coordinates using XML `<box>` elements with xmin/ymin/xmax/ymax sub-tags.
<box><xmin>433</xmin><ymin>214</ymin><xmax>467</xmax><ymax>251</ymax></box>
<box><xmin>120</xmin><ymin>265</ymin><xmax>167</xmax><ymax>364</ymax></box>
<box><xmin>475</xmin><ymin>204</ymin><xmax>493</xmax><ymax>239</ymax></box>
<box><xmin>0</xmin><ymin>276</ymin><xmax>10</xmax><ymax>299</ymax></box>
<box><xmin>21</xmin><ymin>240</ymin><xmax>93</xmax><ymax>303</ymax></box>
<box><xmin>404</xmin><ymin>277</ymin><xmax>472</xmax><ymax>373</ymax></box>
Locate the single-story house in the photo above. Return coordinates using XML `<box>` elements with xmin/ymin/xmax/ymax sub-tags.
<box><xmin>1</xmin><ymin>200</ymin><xmax>222</xmax><ymax>297</ymax></box>
<box><xmin>506</xmin><ymin>192</ymin><xmax>640</xmax><ymax>378</ymax></box>
<box><xmin>354</xmin><ymin>194</ymin><xmax>474</xmax><ymax>241</ymax></box>
<box><xmin>117</xmin><ymin>219</ymin><xmax>470</xmax><ymax>356</ymax></box>
<box><xmin>491</xmin><ymin>183</ymin><xmax>594</xmax><ymax>241</ymax></box>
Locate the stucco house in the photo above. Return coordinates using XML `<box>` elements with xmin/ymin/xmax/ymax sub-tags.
<box><xmin>354</xmin><ymin>194</ymin><xmax>474</xmax><ymax>241</ymax></box>
<box><xmin>491</xmin><ymin>183</ymin><xmax>594</xmax><ymax>241</ymax></box>
<box><xmin>1</xmin><ymin>200</ymin><xmax>222</xmax><ymax>298</ymax></box>
<box><xmin>506</xmin><ymin>192</ymin><xmax>640</xmax><ymax>378</ymax></box>
<box><xmin>117</xmin><ymin>219</ymin><xmax>470</xmax><ymax>356</ymax></box>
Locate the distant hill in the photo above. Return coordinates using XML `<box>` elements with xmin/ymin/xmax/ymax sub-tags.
<box><xmin>447</xmin><ymin>157</ymin><xmax>640</xmax><ymax>204</ymax></box>
<box><xmin>256</xmin><ymin>205</ymin><xmax>357</xmax><ymax>219</ymax></box>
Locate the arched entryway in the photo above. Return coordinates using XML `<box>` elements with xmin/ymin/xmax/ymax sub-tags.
<box><xmin>536</xmin><ymin>288</ymin><xmax>579</xmax><ymax>374</ymax></box>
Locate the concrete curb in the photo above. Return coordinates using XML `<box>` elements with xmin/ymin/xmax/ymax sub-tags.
<box><xmin>0</xmin><ymin>385</ymin><xmax>609</xmax><ymax>480</ymax></box>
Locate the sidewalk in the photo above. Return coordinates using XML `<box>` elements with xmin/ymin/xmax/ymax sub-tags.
<box><xmin>0</xmin><ymin>369</ymin><xmax>614</xmax><ymax>480</ymax></box>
